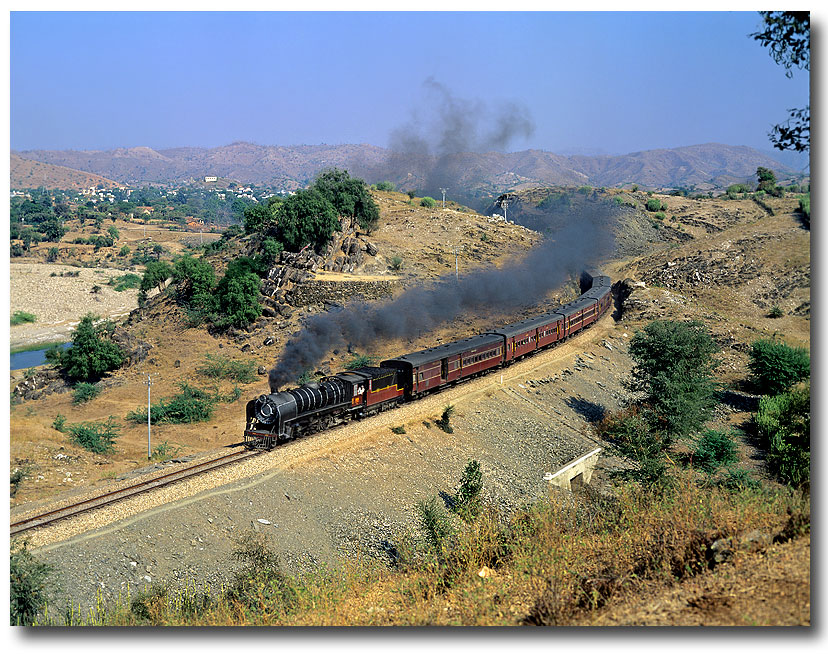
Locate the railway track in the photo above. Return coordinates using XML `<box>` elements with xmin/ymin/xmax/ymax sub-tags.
<box><xmin>10</xmin><ymin>448</ymin><xmax>262</xmax><ymax>537</ymax></box>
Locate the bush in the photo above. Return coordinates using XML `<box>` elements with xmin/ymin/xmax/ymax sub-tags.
<box><xmin>798</xmin><ymin>194</ymin><xmax>810</xmax><ymax>226</ymax></box>
<box><xmin>10</xmin><ymin>311</ymin><xmax>37</xmax><ymax>326</ymax></box>
<box><xmin>127</xmin><ymin>383</ymin><xmax>219</xmax><ymax>425</ymax></box>
<box><xmin>214</xmin><ymin>268</ymin><xmax>261</xmax><ymax>328</ymax></box>
<box><xmin>416</xmin><ymin>495</ymin><xmax>455</xmax><ymax>551</ymax></box>
<box><xmin>52</xmin><ymin>414</ymin><xmax>67</xmax><ymax>433</ymax></box>
<box><xmin>755</xmin><ymin>385</ymin><xmax>810</xmax><ymax>487</ymax></box>
<box><xmin>692</xmin><ymin>430</ymin><xmax>738</xmax><ymax>473</ymax></box>
<box><xmin>141</xmin><ymin>260</ymin><xmax>173</xmax><ymax>293</ymax></box>
<box><xmin>276</xmin><ymin>188</ymin><xmax>340</xmax><ymax>252</ymax></box>
<box><xmin>595</xmin><ymin>407</ymin><xmax>669</xmax><ymax>486</ymax></box>
<box><xmin>72</xmin><ymin>382</ymin><xmax>100</xmax><ymax>405</ymax></box>
<box><xmin>645</xmin><ymin>198</ymin><xmax>663</xmax><ymax>212</ymax></box>
<box><xmin>420</xmin><ymin>196</ymin><xmax>437</xmax><ymax>208</ymax></box>
<box><xmin>197</xmin><ymin>354</ymin><xmax>257</xmax><ymax>384</ymax></box>
<box><xmin>46</xmin><ymin>246</ymin><xmax>59</xmax><ymax>262</ymax></box>
<box><xmin>10</xmin><ymin>542</ymin><xmax>53</xmax><ymax>626</ymax></box>
<box><xmin>345</xmin><ymin>353</ymin><xmax>376</xmax><ymax>369</ymax></box>
<box><xmin>108</xmin><ymin>273</ymin><xmax>142</xmax><ymax>292</ymax></box>
<box><xmin>436</xmin><ymin>404</ymin><xmax>455</xmax><ymax>434</ymax></box>
<box><xmin>375</xmin><ymin>181</ymin><xmax>395</xmax><ymax>191</ymax></box>
<box><xmin>60</xmin><ymin>314</ymin><xmax>125</xmax><ymax>382</ymax></box>
<box><xmin>389</xmin><ymin>255</ymin><xmax>403</xmax><ymax>271</ymax></box>
<box><xmin>748</xmin><ymin>339</ymin><xmax>810</xmax><ymax>395</ymax></box>
<box><xmin>454</xmin><ymin>460</ymin><xmax>483</xmax><ymax>519</ymax></box>
<box><xmin>627</xmin><ymin>320</ymin><xmax>720</xmax><ymax>441</ymax></box>
<box><xmin>68</xmin><ymin>417</ymin><xmax>121</xmax><ymax>453</ymax></box>
<box><xmin>390</xmin><ymin>425</ymin><xmax>407</xmax><ymax>435</ymax></box>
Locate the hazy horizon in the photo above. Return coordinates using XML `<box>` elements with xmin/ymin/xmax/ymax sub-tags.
<box><xmin>11</xmin><ymin>11</ymin><xmax>810</xmax><ymax>170</ymax></box>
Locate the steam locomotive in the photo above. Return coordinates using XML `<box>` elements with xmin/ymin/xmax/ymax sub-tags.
<box><xmin>244</xmin><ymin>272</ymin><xmax>612</xmax><ymax>449</ymax></box>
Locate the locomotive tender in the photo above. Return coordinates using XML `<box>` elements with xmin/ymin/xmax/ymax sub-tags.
<box><xmin>244</xmin><ymin>272</ymin><xmax>612</xmax><ymax>449</ymax></box>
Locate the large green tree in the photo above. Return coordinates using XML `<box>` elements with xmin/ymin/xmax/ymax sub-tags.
<box><xmin>627</xmin><ymin>320</ymin><xmax>720</xmax><ymax>441</ymax></box>
<box><xmin>751</xmin><ymin>11</ymin><xmax>810</xmax><ymax>152</ymax></box>
<box><xmin>60</xmin><ymin>314</ymin><xmax>125</xmax><ymax>382</ymax></box>
<box><xmin>311</xmin><ymin>168</ymin><xmax>380</xmax><ymax>232</ymax></box>
<box><xmin>276</xmin><ymin>188</ymin><xmax>339</xmax><ymax>252</ymax></box>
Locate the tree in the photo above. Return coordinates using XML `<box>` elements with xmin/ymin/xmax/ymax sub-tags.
<box><xmin>751</xmin><ymin>11</ymin><xmax>810</xmax><ymax>152</ymax></box>
<box><xmin>141</xmin><ymin>260</ymin><xmax>173</xmax><ymax>294</ymax></box>
<box><xmin>627</xmin><ymin>320</ymin><xmax>719</xmax><ymax>441</ymax></box>
<box><xmin>756</xmin><ymin>167</ymin><xmax>781</xmax><ymax>196</ymax></box>
<box><xmin>60</xmin><ymin>314</ymin><xmax>125</xmax><ymax>382</ymax></box>
<box><xmin>215</xmin><ymin>270</ymin><xmax>261</xmax><ymax>328</ymax></box>
<box><xmin>311</xmin><ymin>168</ymin><xmax>380</xmax><ymax>232</ymax></box>
<box><xmin>276</xmin><ymin>188</ymin><xmax>339</xmax><ymax>252</ymax></box>
<box><xmin>243</xmin><ymin>204</ymin><xmax>276</xmax><ymax>235</ymax></box>
<box><xmin>172</xmin><ymin>255</ymin><xmax>216</xmax><ymax>307</ymax></box>
<box><xmin>748</xmin><ymin>339</ymin><xmax>810</xmax><ymax>395</ymax></box>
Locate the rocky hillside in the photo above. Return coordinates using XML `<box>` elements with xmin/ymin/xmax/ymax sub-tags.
<box><xmin>12</xmin><ymin>141</ymin><xmax>798</xmax><ymax>196</ymax></box>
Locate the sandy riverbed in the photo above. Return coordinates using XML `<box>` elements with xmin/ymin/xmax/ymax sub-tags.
<box><xmin>10</xmin><ymin>263</ymin><xmax>145</xmax><ymax>349</ymax></box>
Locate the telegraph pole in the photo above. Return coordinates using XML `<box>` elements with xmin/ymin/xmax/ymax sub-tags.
<box><xmin>145</xmin><ymin>375</ymin><xmax>153</xmax><ymax>459</ymax></box>
<box><xmin>502</xmin><ymin>198</ymin><xmax>509</xmax><ymax>221</ymax></box>
<box><xmin>440</xmin><ymin>188</ymin><xmax>448</xmax><ymax>209</ymax></box>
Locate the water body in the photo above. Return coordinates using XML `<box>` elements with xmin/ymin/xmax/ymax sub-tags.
<box><xmin>10</xmin><ymin>343</ymin><xmax>69</xmax><ymax>371</ymax></box>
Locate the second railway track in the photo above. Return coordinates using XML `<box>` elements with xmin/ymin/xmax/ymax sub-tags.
<box><xmin>10</xmin><ymin>448</ymin><xmax>262</xmax><ymax>537</ymax></box>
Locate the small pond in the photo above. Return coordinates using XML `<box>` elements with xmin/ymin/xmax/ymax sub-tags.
<box><xmin>10</xmin><ymin>343</ymin><xmax>70</xmax><ymax>371</ymax></box>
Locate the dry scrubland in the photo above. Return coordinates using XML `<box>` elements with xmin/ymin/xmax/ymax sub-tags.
<box><xmin>9</xmin><ymin>190</ymin><xmax>810</xmax><ymax>625</ymax></box>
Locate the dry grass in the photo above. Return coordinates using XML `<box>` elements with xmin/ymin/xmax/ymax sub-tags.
<box><xmin>40</xmin><ymin>470</ymin><xmax>807</xmax><ymax>626</ymax></box>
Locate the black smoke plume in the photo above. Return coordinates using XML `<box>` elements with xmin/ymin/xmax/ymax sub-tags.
<box><xmin>268</xmin><ymin>203</ymin><xmax>616</xmax><ymax>392</ymax></box>
<box><xmin>351</xmin><ymin>77</ymin><xmax>535</xmax><ymax>206</ymax></box>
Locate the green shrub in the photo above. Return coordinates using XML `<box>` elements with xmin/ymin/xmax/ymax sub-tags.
<box><xmin>416</xmin><ymin>495</ymin><xmax>455</xmax><ymax>551</ymax></box>
<box><xmin>197</xmin><ymin>354</ymin><xmax>258</xmax><ymax>384</ymax></box>
<box><xmin>454</xmin><ymin>459</ymin><xmax>483</xmax><ymax>519</ymax></box>
<box><xmin>692</xmin><ymin>429</ymin><xmax>738</xmax><ymax>473</ymax></box>
<box><xmin>108</xmin><ymin>273</ymin><xmax>142</xmax><ymax>292</ymax></box>
<box><xmin>748</xmin><ymin>339</ymin><xmax>810</xmax><ymax>395</ymax></box>
<box><xmin>72</xmin><ymin>382</ymin><xmax>100</xmax><ymax>405</ymax></box>
<box><xmin>596</xmin><ymin>407</ymin><xmax>669</xmax><ymax>486</ymax></box>
<box><xmin>435</xmin><ymin>404</ymin><xmax>455</xmax><ymax>434</ymax></box>
<box><xmin>126</xmin><ymin>383</ymin><xmax>218</xmax><ymax>425</ymax></box>
<box><xmin>755</xmin><ymin>385</ymin><xmax>810</xmax><ymax>487</ymax></box>
<box><xmin>10</xmin><ymin>542</ymin><xmax>53</xmax><ymax>626</ymax></box>
<box><xmin>375</xmin><ymin>181</ymin><xmax>395</xmax><ymax>191</ymax></box>
<box><xmin>653</xmin><ymin>211</ymin><xmax>666</xmax><ymax>220</ymax></box>
<box><xmin>798</xmin><ymin>194</ymin><xmax>810</xmax><ymax>225</ymax></box>
<box><xmin>11</xmin><ymin>311</ymin><xmax>37</xmax><ymax>326</ymax></box>
<box><xmin>390</xmin><ymin>425</ymin><xmax>407</xmax><ymax>435</ymax></box>
<box><xmin>46</xmin><ymin>246</ymin><xmax>59</xmax><ymax>262</ymax></box>
<box><xmin>60</xmin><ymin>314</ymin><xmax>125</xmax><ymax>382</ymax></box>
<box><xmin>389</xmin><ymin>255</ymin><xmax>403</xmax><ymax>271</ymax></box>
<box><xmin>52</xmin><ymin>414</ymin><xmax>67</xmax><ymax>433</ymax></box>
<box><xmin>68</xmin><ymin>417</ymin><xmax>121</xmax><ymax>453</ymax></box>
<box><xmin>420</xmin><ymin>196</ymin><xmax>436</xmax><ymax>208</ymax></box>
<box><xmin>627</xmin><ymin>320</ymin><xmax>720</xmax><ymax>441</ymax></box>
<box><xmin>151</xmin><ymin>441</ymin><xmax>181</xmax><ymax>462</ymax></box>
<box><xmin>645</xmin><ymin>198</ymin><xmax>663</xmax><ymax>212</ymax></box>
<box><xmin>768</xmin><ymin>305</ymin><xmax>784</xmax><ymax>318</ymax></box>
<box><xmin>346</xmin><ymin>353</ymin><xmax>377</xmax><ymax>369</ymax></box>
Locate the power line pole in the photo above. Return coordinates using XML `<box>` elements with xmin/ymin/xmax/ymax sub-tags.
<box><xmin>145</xmin><ymin>375</ymin><xmax>153</xmax><ymax>459</ymax></box>
<box><xmin>440</xmin><ymin>188</ymin><xmax>448</xmax><ymax>209</ymax></box>
<box><xmin>454</xmin><ymin>246</ymin><xmax>461</xmax><ymax>280</ymax></box>
<box><xmin>502</xmin><ymin>198</ymin><xmax>509</xmax><ymax>221</ymax></box>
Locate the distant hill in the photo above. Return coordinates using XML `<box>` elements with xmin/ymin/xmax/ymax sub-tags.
<box><xmin>12</xmin><ymin>142</ymin><xmax>798</xmax><ymax>199</ymax></box>
<box><xmin>10</xmin><ymin>153</ymin><xmax>122</xmax><ymax>190</ymax></box>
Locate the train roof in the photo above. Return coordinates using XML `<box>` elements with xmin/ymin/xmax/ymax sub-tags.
<box><xmin>487</xmin><ymin>311</ymin><xmax>565</xmax><ymax>338</ymax></box>
<box><xmin>382</xmin><ymin>333</ymin><xmax>502</xmax><ymax>368</ymax></box>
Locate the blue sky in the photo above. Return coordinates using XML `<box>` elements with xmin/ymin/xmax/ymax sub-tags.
<box><xmin>10</xmin><ymin>11</ymin><xmax>811</xmax><ymax>159</ymax></box>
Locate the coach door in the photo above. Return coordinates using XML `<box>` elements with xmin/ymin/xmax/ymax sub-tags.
<box><xmin>441</xmin><ymin>358</ymin><xmax>448</xmax><ymax>381</ymax></box>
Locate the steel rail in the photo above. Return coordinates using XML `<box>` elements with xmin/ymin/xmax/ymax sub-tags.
<box><xmin>10</xmin><ymin>449</ymin><xmax>262</xmax><ymax>537</ymax></box>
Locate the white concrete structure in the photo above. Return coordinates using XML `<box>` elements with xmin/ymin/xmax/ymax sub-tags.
<box><xmin>544</xmin><ymin>448</ymin><xmax>602</xmax><ymax>491</ymax></box>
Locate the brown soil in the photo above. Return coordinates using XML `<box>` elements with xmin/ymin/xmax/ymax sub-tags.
<box><xmin>9</xmin><ymin>190</ymin><xmax>810</xmax><ymax>626</ymax></box>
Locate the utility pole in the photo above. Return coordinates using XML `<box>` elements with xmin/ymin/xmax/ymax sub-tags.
<box><xmin>145</xmin><ymin>375</ymin><xmax>153</xmax><ymax>459</ymax></box>
<box><xmin>453</xmin><ymin>246</ymin><xmax>461</xmax><ymax>280</ymax></box>
<box><xmin>502</xmin><ymin>198</ymin><xmax>509</xmax><ymax>222</ymax></box>
<box><xmin>440</xmin><ymin>188</ymin><xmax>448</xmax><ymax>209</ymax></box>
